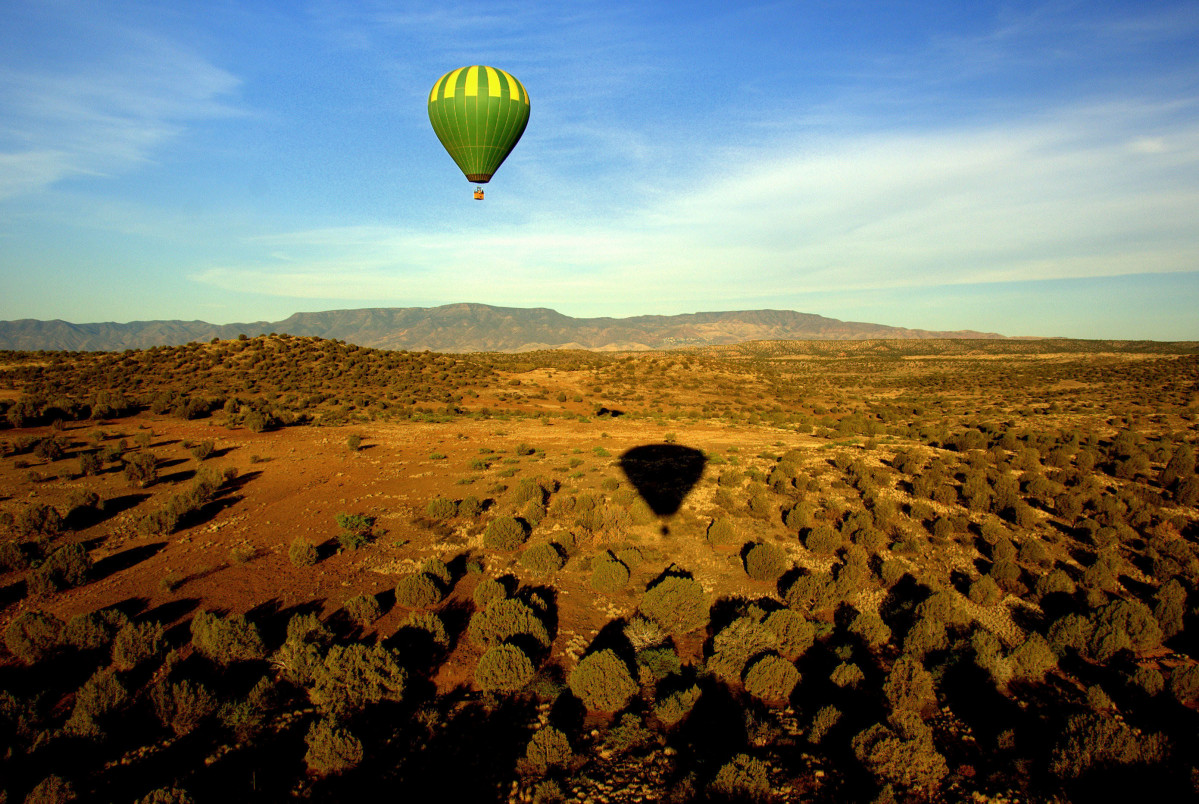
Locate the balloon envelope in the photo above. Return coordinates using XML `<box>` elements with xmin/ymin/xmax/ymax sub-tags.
<box><xmin>428</xmin><ymin>65</ymin><xmax>530</xmax><ymax>184</ymax></box>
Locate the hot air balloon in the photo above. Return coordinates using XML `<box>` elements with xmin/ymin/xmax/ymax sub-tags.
<box><xmin>428</xmin><ymin>65</ymin><xmax>530</xmax><ymax>200</ymax></box>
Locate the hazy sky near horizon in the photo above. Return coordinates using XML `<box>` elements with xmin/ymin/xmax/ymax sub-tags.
<box><xmin>2</xmin><ymin>1</ymin><xmax>1198</xmax><ymax>339</ymax></box>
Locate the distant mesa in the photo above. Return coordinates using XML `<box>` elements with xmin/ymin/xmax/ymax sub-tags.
<box><xmin>0</xmin><ymin>303</ymin><xmax>1014</xmax><ymax>353</ymax></box>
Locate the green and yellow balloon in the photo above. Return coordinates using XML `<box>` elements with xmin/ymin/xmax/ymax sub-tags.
<box><xmin>428</xmin><ymin>65</ymin><xmax>530</xmax><ymax>200</ymax></box>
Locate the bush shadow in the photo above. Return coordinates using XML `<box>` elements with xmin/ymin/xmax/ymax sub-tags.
<box><xmin>91</xmin><ymin>541</ymin><xmax>168</xmax><ymax>581</ymax></box>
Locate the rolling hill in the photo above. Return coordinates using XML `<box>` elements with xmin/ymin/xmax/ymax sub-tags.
<box><xmin>0</xmin><ymin>303</ymin><xmax>1010</xmax><ymax>353</ymax></box>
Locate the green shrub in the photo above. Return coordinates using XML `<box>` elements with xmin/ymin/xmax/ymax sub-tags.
<box><xmin>624</xmin><ymin>616</ymin><xmax>667</xmax><ymax>651</ymax></box>
<box><xmin>26</xmin><ymin>542</ymin><xmax>92</xmax><ymax>598</ymax></box>
<box><xmin>151</xmin><ymin>678</ymin><xmax>218</xmax><ymax>736</ymax></box>
<box><xmin>190</xmin><ymin>610</ymin><xmax>266</xmax><ymax>665</ymax></box>
<box><xmin>600</xmin><ymin>713</ymin><xmax>653</xmax><ymax>755</ymax></box>
<box><xmin>709</xmin><ymin>754</ymin><xmax>771</xmax><ymax>803</ymax></box>
<box><xmin>744</xmin><ymin>542</ymin><xmax>787</xmax><ymax>582</ymax></box>
<box><xmin>615</xmin><ymin>546</ymin><xmax>643</xmax><ymax>567</ymax></box>
<box><xmin>344</xmin><ymin>594</ymin><xmax>381</xmax><ymax>627</ymax></box>
<box><xmin>190</xmin><ymin>440</ymin><xmax>215</xmax><ymax>460</ymax></box>
<box><xmin>914</xmin><ymin>590</ymin><xmax>969</xmax><ymax>628</ymax></box>
<box><xmin>475</xmin><ymin>643</ymin><xmax>535</xmax><ymax>693</ymax></box>
<box><xmin>1177</xmin><ymin>476</ymin><xmax>1199</xmax><ymax>506</ymax></box>
<box><xmin>218</xmin><ymin>676</ymin><xmax>274</xmax><ymax>741</ymax></box>
<box><xmin>0</xmin><ymin>538</ymin><xmax>30</xmax><ymax>571</ymax></box>
<box><xmin>574</xmin><ymin>503</ymin><xmax>630</xmax><ymax>536</ymax></box>
<box><xmin>654</xmin><ymin>683</ymin><xmax>701</xmax><ymax>725</ymax></box>
<box><xmin>639</xmin><ymin>575</ymin><xmax>708</xmax><ymax>635</ymax></box>
<box><xmin>968</xmin><ymin>575</ymin><xmax>1002</xmax><ymax>606</ymax></box>
<box><xmin>744</xmin><ymin>654</ymin><xmax>799</xmax><ymax>702</ymax></box>
<box><xmin>849</xmin><ymin>611</ymin><xmax>892</xmax><ymax>649</ymax></box>
<box><xmin>426</xmin><ymin>496</ymin><xmax>458</xmax><ymax>520</ymax></box>
<box><xmin>65</xmin><ymin>608</ymin><xmax>129</xmax><ymax>651</ymax></box>
<box><xmin>1089</xmin><ymin>598</ymin><xmax>1162</xmax><ymax>661</ymax></box>
<box><xmin>570</xmin><ymin>649</ymin><xmax>638</xmax><ymax>712</ymax></box>
<box><xmin>903</xmin><ymin>616</ymin><xmax>948</xmax><ymax>659</ymax></box>
<box><xmin>272</xmin><ymin>623</ymin><xmax>328</xmax><ymax>686</ymax></box>
<box><xmin>310</xmin><ymin>643</ymin><xmax>406</xmax><ymax>715</ymax></box>
<box><xmin>784</xmin><ymin>571</ymin><xmax>837</xmax><ymax>614</ymax></box>
<box><xmin>468</xmin><ymin>598</ymin><xmax>551</xmax><ymax>649</ymax></box>
<box><xmin>972</xmin><ymin>629</ymin><xmax>1013</xmax><ymax>688</ymax></box>
<box><xmin>852</xmin><ymin>711</ymin><xmax>948</xmax><ymax>793</ymax></box>
<box><xmin>718</xmin><ymin>469</ymin><xmax>744</xmax><ymax>487</ymax></box>
<box><xmin>65</xmin><ymin>667</ymin><xmax>128</xmax><ymax>738</ymax></box>
<box><xmin>989</xmin><ymin>560</ymin><xmax>1022</xmax><ymax>593</ymax></box>
<box><xmin>1010</xmin><ymin>632</ymin><xmax>1056</xmax><ymax>682</ymax></box>
<box><xmin>510</xmin><ymin>477</ymin><xmax>547</xmax><ymax>506</ymax></box>
<box><xmin>590</xmin><ymin>554</ymin><xmax>630</xmax><ymax>593</ymax></box>
<box><xmin>123</xmin><ymin>451</ymin><xmax>159</xmax><ymax>487</ymax></box>
<box><xmin>289</xmin><ymin>537</ymin><xmax>319</xmax><ymax>567</ymax></box>
<box><xmin>525</xmin><ymin>726</ymin><xmax>573</xmax><ymax>774</ymax></box>
<box><xmin>1048</xmin><ymin>612</ymin><xmax>1093</xmax><ymax>657</ymax></box>
<box><xmin>112</xmin><ymin>620</ymin><xmax>164</xmax><ymax>671</ymax></box>
<box><xmin>784</xmin><ymin>501</ymin><xmax>815</xmax><ymax>531</ymax></box>
<box><xmin>1132</xmin><ymin>665</ymin><xmax>1165</xmax><ymax>696</ymax></box>
<box><xmin>23</xmin><ymin>775</ymin><xmax>77</xmax><ymax>804</ymax></box>
<box><xmin>305</xmin><ymin>718</ymin><xmax>364</xmax><ymax>776</ymax></box>
<box><xmin>709</xmin><ymin>617</ymin><xmax>777</xmax><ymax>682</ymax></box>
<box><xmin>521</xmin><ymin>542</ymin><xmax>565</xmax><ymax>575</ymax></box>
<box><xmin>1018</xmin><ymin>537</ymin><xmax>1050</xmax><ymax>567</ymax></box>
<box><xmin>1154</xmin><ymin>579</ymin><xmax>1187</xmax><ymax>639</ymax></box>
<box><xmin>568</xmin><ymin>651</ymin><xmax>637</xmax><ymax>714</ymax></box>
<box><xmin>804</xmin><ymin>524</ymin><xmax>841</xmax><ymax>554</ymax></box>
<box><xmin>884</xmin><ymin>654</ymin><xmax>936</xmax><ymax>712</ymax></box>
<box><xmin>484</xmin><ymin>516</ymin><xmax>529</xmax><ymax>550</ymax></box>
<box><xmin>335</xmin><ymin>512</ymin><xmax>374</xmax><ymax>550</ymax></box>
<box><xmin>286</xmin><ymin>611</ymin><xmax>333</xmax><ymax>645</ymax></box>
<box><xmin>808</xmin><ymin>705</ymin><xmax>841</xmax><ymax>745</ymax></box>
<box><xmin>135</xmin><ymin>788</ymin><xmax>196</xmax><ymax>804</ymax></box>
<box><xmin>64</xmin><ymin>488</ymin><xmax>101</xmax><ymax>519</ymax></box>
<box><xmin>404</xmin><ymin>611</ymin><xmax>450</xmax><ymax>647</ymax></box>
<box><xmin>1049</xmin><ymin>712</ymin><xmax>1169</xmax><ymax>779</ymax></box>
<box><xmin>522</xmin><ymin>498</ymin><xmax>548</xmax><ymax>526</ymax></box>
<box><xmin>1171</xmin><ymin>664</ymin><xmax>1199</xmax><ymax>703</ymax></box>
<box><xmin>4</xmin><ymin>609</ymin><xmax>64</xmax><ymax>663</ymax></box>
<box><xmin>457</xmin><ymin>495</ymin><xmax>483</xmax><ymax>518</ymax></box>
<box><xmin>713</xmin><ymin>488</ymin><xmax>737</xmax><ymax>511</ymax></box>
<box><xmin>395</xmin><ymin>572</ymin><xmax>444</xmax><ymax>608</ymax></box>
<box><xmin>831</xmin><ymin>661</ymin><xmax>865</xmax><ymax>688</ymax></box>
<box><xmin>473</xmin><ymin>577</ymin><xmax>507</xmax><ymax>609</ymax></box>
<box><xmin>707</xmin><ymin>518</ymin><xmax>736</xmax><ymax>546</ymax></box>
<box><xmin>746</xmin><ymin>491</ymin><xmax>774</xmax><ymax>520</ymax></box>
<box><xmin>637</xmin><ymin>645</ymin><xmax>681</xmax><ymax>681</ymax></box>
<box><xmin>531</xmin><ymin>780</ymin><xmax>565</xmax><ymax>804</ymax></box>
<box><xmin>763</xmin><ymin>610</ymin><xmax>816</xmax><ymax>659</ymax></box>
<box><xmin>420</xmin><ymin>557</ymin><xmax>452</xmax><ymax>585</ymax></box>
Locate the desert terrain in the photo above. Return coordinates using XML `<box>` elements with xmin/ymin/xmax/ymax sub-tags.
<box><xmin>2</xmin><ymin>335</ymin><xmax>1198</xmax><ymax>803</ymax></box>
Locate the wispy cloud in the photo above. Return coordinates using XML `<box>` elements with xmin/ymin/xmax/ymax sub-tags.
<box><xmin>190</xmin><ymin>99</ymin><xmax>1199</xmax><ymax>313</ymax></box>
<box><xmin>0</xmin><ymin>13</ymin><xmax>241</xmax><ymax>199</ymax></box>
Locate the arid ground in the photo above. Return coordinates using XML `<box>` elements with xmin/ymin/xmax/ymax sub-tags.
<box><xmin>2</xmin><ymin>336</ymin><xmax>1198</xmax><ymax>803</ymax></box>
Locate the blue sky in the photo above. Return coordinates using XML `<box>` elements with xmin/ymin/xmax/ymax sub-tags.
<box><xmin>2</xmin><ymin>1</ymin><xmax>1197</xmax><ymax>339</ymax></box>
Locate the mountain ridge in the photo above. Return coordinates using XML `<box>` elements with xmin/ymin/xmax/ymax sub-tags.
<box><xmin>0</xmin><ymin>304</ymin><xmax>1013</xmax><ymax>353</ymax></box>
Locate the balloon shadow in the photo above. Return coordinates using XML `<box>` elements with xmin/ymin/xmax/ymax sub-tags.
<box><xmin>618</xmin><ymin>444</ymin><xmax>706</xmax><ymax>534</ymax></box>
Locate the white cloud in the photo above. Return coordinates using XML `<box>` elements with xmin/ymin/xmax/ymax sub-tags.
<box><xmin>189</xmin><ymin>99</ymin><xmax>1199</xmax><ymax>314</ymax></box>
